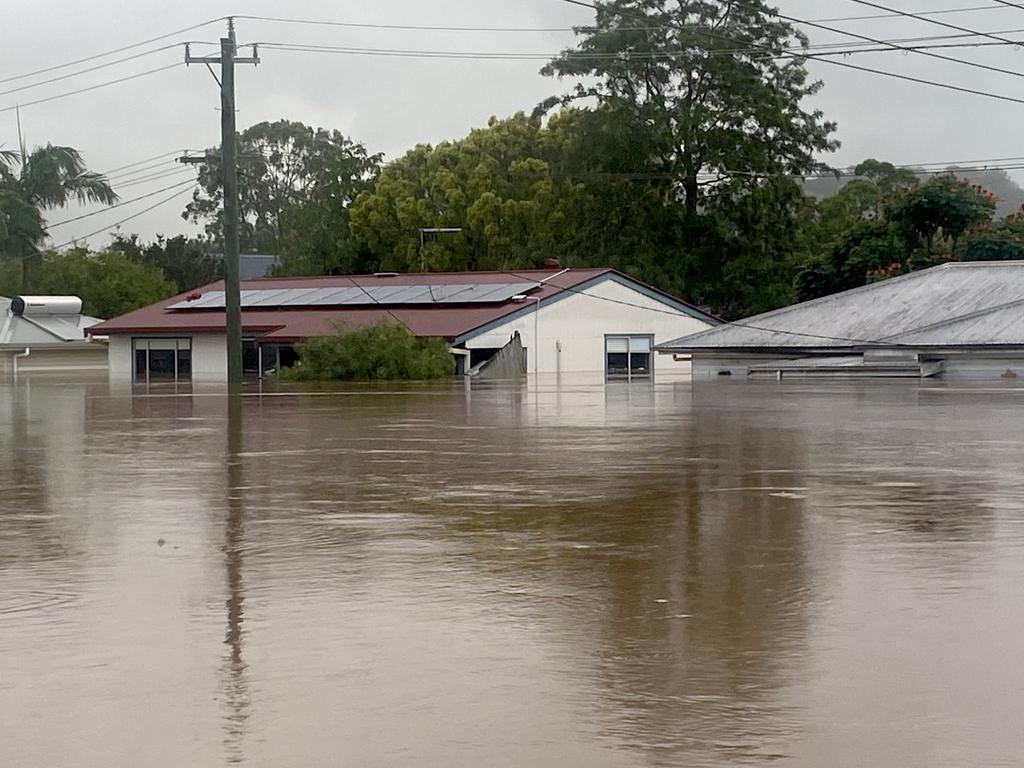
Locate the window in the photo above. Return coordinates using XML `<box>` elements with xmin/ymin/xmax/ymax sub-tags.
<box><xmin>606</xmin><ymin>335</ymin><xmax>653</xmax><ymax>381</ymax></box>
<box><xmin>133</xmin><ymin>338</ymin><xmax>192</xmax><ymax>382</ymax></box>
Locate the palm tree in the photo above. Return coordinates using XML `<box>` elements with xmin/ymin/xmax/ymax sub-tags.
<box><xmin>1</xmin><ymin>143</ymin><xmax>117</xmax><ymax>289</ymax></box>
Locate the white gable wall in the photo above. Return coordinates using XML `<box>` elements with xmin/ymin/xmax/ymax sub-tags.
<box><xmin>462</xmin><ymin>277</ymin><xmax>712</xmax><ymax>376</ymax></box>
<box><xmin>108</xmin><ymin>333</ymin><xmax>228</xmax><ymax>382</ymax></box>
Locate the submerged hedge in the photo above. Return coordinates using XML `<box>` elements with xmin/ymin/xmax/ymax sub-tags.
<box><xmin>281</xmin><ymin>321</ymin><xmax>455</xmax><ymax>381</ymax></box>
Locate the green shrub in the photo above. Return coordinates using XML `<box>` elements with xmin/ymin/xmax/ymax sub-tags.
<box><xmin>282</xmin><ymin>320</ymin><xmax>455</xmax><ymax>381</ymax></box>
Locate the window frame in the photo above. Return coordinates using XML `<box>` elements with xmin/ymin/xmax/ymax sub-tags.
<box><xmin>604</xmin><ymin>334</ymin><xmax>655</xmax><ymax>382</ymax></box>
<box><xmin>132</xmin><ymin>337</ymin><xmax>193</xmax><ymax>383</ymax></box>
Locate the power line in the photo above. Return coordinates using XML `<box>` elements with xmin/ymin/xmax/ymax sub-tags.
<box><xmin>51</xmin><ymin>185</ymin><xmax>197</xmax><ymax>250</ymax></box>
<box><xmin>990</xmin><ymin>1</ymin><xmax>1024</xmax><ymax>11</ymax></box>
<box><xmin>0</xmin><ymin>62</ymin><xmax>182</xmax><ymax>113</ymax></box>
<box><xmin>236</xmin><ymin>9</ymin><xmax>1012</xmax><ymax>32</ymax></box>
<box><xmin>0</xmin><ymin>18</ymin><xmax>223</xmax><ymax>85</ymax></box>
<box><xmin>105</xmin><ymin>158</ymin><xmax>184</xmax><ymax>182</ymax></box>
<box><xmin>743</xmin><ymin>0</ymin><xmax>1024</xmax><ymax>82</ymax></box>
<box><xmin>840</xmin><ymin>0</ymin><xmax>1024</xmax><ymax>46</ymax></box>
<box><xmin>0</xmin><ymin>43</ymin><xmax>200</xmax><ymax>98</ymax></box>
<box><xmin>235</xmin><ymin>13</ymin><xmax>604</xmax><ymax>33</ymax></box>
<box><xmin>114</xmin><ymin>167</ymin><xmax>196</xmax><ymax>189</ymax></box>
<box><xmin>98</xmin><ymin>150</ymin><xmax>191</xmax><ymax>177</ymax></box>
<box><xmin>554</xmin><ymin>0</ymin><xmax>1024</xmax><ymax>107</ymax></box>
<box><xmin>253</xmin><ymin>38</ymin><xmax>1024</xmax><ymax>62</ymax></box>
<box><xmin>806</xmin><ymin>4</ymin><xmax>1007</xmax><ymax>22</ymax></box>
<box><xmin>106</xmin><ymin>158</ymin><xmax>188</xmax><ymax>182</ymax></box>
<box><xmin>46</xmin><ymin>179</ymin><xmax>197</xmax><ymax>228</ymax></box>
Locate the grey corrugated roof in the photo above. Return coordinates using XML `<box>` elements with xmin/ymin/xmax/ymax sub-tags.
<box><xmin>660</xmin><ymin>262</ymin><xmax>1024</xmax><ymax>351</ymax></box>
<box><xmin>0</xmin><ymin>296</ymin><xmax>102</xmax><ymax>346</ymax></box>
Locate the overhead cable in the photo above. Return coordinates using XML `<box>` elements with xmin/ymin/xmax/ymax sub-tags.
<box><xmin>0</xmin><ymin>62</ymin><xmax>182</xmax><ymax>113</ymax></box>
<box><xmin>51</xmin><ymin>185</ymin><xmax>197</xmax><ymax>250</ymax></box>
<box><xmin>253</xmin><ymin>39</ymin><xmax>1024</xmax><ymax>61</ymax></box>
<box><xmin>98</xmin><ymin>150</ymin><xmax>191</xmax><ymax>177</ymax></box>
<box><xmin>113</xmin><ymin>168</ymin><xmax>196</xmax><ymax>189</ymax></box>
<box><xmin>807</xmin><ymin>4</ymin><xmax>1005</xmax><ymax>23</ymax></box>
<box><xmin>235</xmin><ymin>13</ymin><xmax>609</xmax><ymax>32</ymax></box>
<box><xmin>47</xmin><ymin>179</ymin><xmax>197</xmax><ymax>228</ymax></box>
<box><xmin>734</xmin><ymin>0</ymin><xmax>1024</xmax><ymax>81</ymax></box>
<box><xmin>554</xmin><ymin>0</ymin><xmax>1024</xmax><ymax>106</ymax></box>
<box><xmin>0</xmin><ymin>18</ymin><xmax>223</xmax><ymax>85</ymax></box>
<box><xmin>104</xmin><ymin>158</ymin><xmax>186</xmax><ymax>182</ymax></box>
<box><xmin>840</xmin><ymin>0</ymin><xmax>1024</xmax><ymax>46</ymax></box>
<box><xmin>235</xmin><ymin>8</ymin><xmax>1012</xmax><ymax>32</ymax></box>
<box><xmin>0</xmin><ymin>43</ymin><xmax>203</xmax><ymax>97</ymax></box>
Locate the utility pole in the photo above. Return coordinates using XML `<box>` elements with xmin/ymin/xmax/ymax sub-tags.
<box><xmin>185</xmin><ymin>19</ymin><xmax>259</xmax><ymax>390</ymax></box>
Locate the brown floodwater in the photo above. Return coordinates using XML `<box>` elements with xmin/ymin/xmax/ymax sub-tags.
<box><xmin>2</xmin><ymin>375</ymin><xmax>1024</xmax><ymax>767</ymax></box>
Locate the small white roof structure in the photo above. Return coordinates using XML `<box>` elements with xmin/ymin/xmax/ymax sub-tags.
<box><xmin>0</xmin><ymin>295</ymin><xmax>102</xmax><ymax>347</ymax></box>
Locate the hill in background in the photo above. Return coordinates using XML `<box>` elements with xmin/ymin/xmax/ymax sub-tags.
<box><xmin>804</xmin><ymin>167</ymin><xmax>1024</xmax><ymax>219</ymax></box>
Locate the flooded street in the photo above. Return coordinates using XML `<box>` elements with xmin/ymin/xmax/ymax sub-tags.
<box><xmin>3</xmin><ymin>376</ymin><xmax>1024</xmax><ymax>767</ymax></box>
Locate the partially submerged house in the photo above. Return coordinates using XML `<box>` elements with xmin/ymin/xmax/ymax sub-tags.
<box><xmin>659</xmin><ymin>261</ymin><xmax>1024</xmax><ymax>380</ymax></box>
<box><xmin>1</xmin><ymin>295</ymin><xmax>107</xmax><ymax>376</ymax></box>
<box><xmin>88</xmin><ymin>267</ymin><xmax>718</xmax><ymax>383</ymax></box>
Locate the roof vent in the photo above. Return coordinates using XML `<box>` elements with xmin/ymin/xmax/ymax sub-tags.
<box><xmin>541</xmin><ymin>258</ymin><xmax>562</xmax><ymax>270</ymax></box>
<box><xmin>11</xmin><ymin>296</ymin><xmax>83</xmax><ymax>317</ymax></box>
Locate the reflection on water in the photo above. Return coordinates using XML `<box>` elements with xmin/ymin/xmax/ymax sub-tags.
<box><xmin>223</xmin><ymin>394</ymin><xmax>248</xmax><ymax>764</ymax></box>
<box><xmin>3</xmin><ymin>376</ymin><xmax>1024</xmax><ymax>767</ymax></box>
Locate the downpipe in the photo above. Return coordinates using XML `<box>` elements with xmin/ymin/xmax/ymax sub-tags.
<box><xmin>13</xmin><ymin>347</ymin><xmax>30</xmax><ymax>378</ymax></box>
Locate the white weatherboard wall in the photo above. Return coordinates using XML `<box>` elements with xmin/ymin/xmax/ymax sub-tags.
<box><xmin>463</xmin><ymin>278</ymin><xmax>712</xmax><ymax>376</ymax></box>
<box><xmin>108</xmin><ymin>333</ymin><xmax>228</xmax><ymax>382</ymax></box>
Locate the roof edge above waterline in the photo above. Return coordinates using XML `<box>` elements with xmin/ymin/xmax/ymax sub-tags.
<box><xmin>89</xmin><ymin>267</ymin><xmax>719</xmax><ymax>342</ymax></box>
<box><xmin>658</xmin><ymin>262</ymin><xmax>1024</xmax><ymax>352</ymax></box>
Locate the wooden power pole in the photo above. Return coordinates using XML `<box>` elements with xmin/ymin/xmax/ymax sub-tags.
<box><xmin>185</xmin><ymin>19</ymin><xmax>259</xmax><ymax>389</ymax></box>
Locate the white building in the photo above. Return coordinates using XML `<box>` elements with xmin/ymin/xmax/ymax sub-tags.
<box><xmin>88</xmin><ymin>268</ymin><xmax>718</xmax><ymax>383</ymax></box>
<box><xmin>660</xmin><ymin>261</ymin><xmax>1024</xmax><ymax>380</ymax></box>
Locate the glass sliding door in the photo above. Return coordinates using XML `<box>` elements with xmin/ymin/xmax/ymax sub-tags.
<box><xmin>133</xmin><ymin>338</ymin><xmax>193</xmax><ymax>382</ymax></box>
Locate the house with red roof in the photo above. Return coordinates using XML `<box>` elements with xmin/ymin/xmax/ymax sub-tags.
<box><xmin>88</xmin><ymin>266</ymin><xmax>718</xmax><ymax>383</ymax></box>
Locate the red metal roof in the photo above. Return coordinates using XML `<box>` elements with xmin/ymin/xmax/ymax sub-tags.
<box><xmin>87</xmin><ymin>268</ymin><xmax>702</xmax><ymax>343</ymax></box>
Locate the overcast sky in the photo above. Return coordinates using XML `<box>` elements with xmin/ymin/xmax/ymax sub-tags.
<box><xmin>4</xmin><ymin>0</ymin><xmax>1024</xmax><ymax>248</ymax></box>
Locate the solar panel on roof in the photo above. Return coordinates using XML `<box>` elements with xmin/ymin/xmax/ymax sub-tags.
<box><xmin>166</xmin><ymin>282</ymin><xmax>541</xmax><ymax>311</ymax></box>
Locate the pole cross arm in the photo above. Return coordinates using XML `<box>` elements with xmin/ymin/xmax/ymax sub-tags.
<box><xmin>185</xmin><ymin>46</ymin><xmax>259</xmax><ymax>66</ymax></box>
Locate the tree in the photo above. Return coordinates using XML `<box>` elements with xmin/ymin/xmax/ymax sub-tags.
<box><xmin>0</xmin><ymin>144</ymin><xmax>117</xmax><ymax>287</ymax></box>
<box><xmin>796</xmin><ymin>173</ymin><xmax>1001</xmax><ymax>301</ymax></box>
<box><xmin>541</xmin><ymin>0</ymin><xmax>838</xmax><ymax>214</ymax></box>
<box><xmin>185</xmin><ymin>120</ymin><xmax>381</xmax><ymax>264</ymax></box>
<box><xmin>946</xmin><ymin>167</ymin><xmax>1024</xmax><ymax>219</ymax></box>
<box><xmin>960</xmin><ymin>214</ymin><xmax>1024</xmax><ymax>262</ymax></box>
<box><xmin>350</xmin><ymin>112</ymin><xmax>587</xmax><ymax>272</ymax></box>
<box><xmin>0</xmin><ymin>248</ymin><xmax>175</xmax><ymax>318</ymax></box>
<box><xmin>795</xmin><ymin>221</ymin><xmax>904</xmax><ymax>301</ymax></box>
<box><xmin>109</xmin><ymin>233</ymin><xmax>222</xmax><ymax>292</ymax></box>
<box><xmin>705</xmin><ymin>177</ymin><xmax>819</xmax><ymax>316</ymax></box>
<box><xmin>887</xmin><ymin>175</ymin><xmax>995</xmax><ymax>254</ymax></box>
<box><xmin>852</xmin><ymin>159</ymin><xmax>917</xmax><ymax>196</ymax></box>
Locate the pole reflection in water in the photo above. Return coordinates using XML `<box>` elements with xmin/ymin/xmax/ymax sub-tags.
<box><xmin>222</xmin><ymin>393</ymin><xmax>249</xmax><ymax>763</ymax></box>
<box><xmin>4</xmin><ymin>378</ymin><xmax>1024</xmax><ymax>767</ymax></box>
